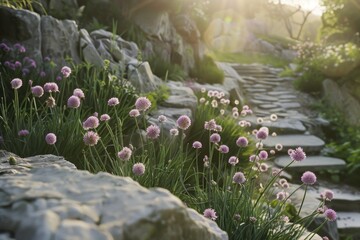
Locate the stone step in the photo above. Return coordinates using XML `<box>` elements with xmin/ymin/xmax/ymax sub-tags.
<box><xmin>274</xmin><ymin>155</ymin><xmax>346</xmax><ymax>172</ymax></box>
<box><xmin>337</xmin><ymin>212</ymin><xmax>360</xmax><ymax>236</ymax></box>
<box><xmin>262</xmin><ymin>134</ymin><xmax>325</xmax><ymax>153</ymax></box>
<box><xmin>246</xmin><ymin>117</ymin><xmax>306</xmax><ymax>134</ymax></box>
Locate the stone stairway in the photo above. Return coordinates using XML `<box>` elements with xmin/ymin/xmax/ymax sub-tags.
<box><xmin>229</xmin><ymin>63</ymin><xmax>359</xmax><ymax>239</ymax></box>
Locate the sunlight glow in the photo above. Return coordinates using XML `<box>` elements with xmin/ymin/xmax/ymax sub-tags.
<box><xmin>271</xmin><ymin>0</ymin><xmax>324</xmax><ymax>15</ymax></box>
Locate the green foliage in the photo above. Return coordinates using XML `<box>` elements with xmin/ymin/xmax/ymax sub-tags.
<box><xmin>190</xmin><ymin>55</ymin><xmax>225</xmax><ymax>84</ymax></box>
<box><xmin>147</xmin><ymin>56</ymin><xmax>186</xmax><ymax>82</ymax></box>
<box><xmin>279</xmin><ymin>66</ymin><xmax>296</xmax><ymax>78</ymax></box>
<box><xmin>256</xmin><ymin>34</ymin><xmax>297</xmax><ymax>49</ymax></box>
<box><xmin>0</xmin><ymin>0</ymin><xmax>35</xmax><ymax>10</ymax></box>
<box><xmin>210</xmin><ymin>51</ymin><xmax>288</xmax><ymax>68</ymax></box>
<box><xmin>293</xmin><ymin>67</ymin><xmax>325</xmax><ymax>93</ymax></box>
<box><xmin>145</xmin><ymin>84</ymin><xmax>170</xmax><ymax>111</ymax></box>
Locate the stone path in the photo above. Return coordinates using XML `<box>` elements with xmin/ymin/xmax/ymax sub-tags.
<box><xmin>226</xmin><ymin>63</ymin><xmax>358</xmax><ymax>239</ymax></box>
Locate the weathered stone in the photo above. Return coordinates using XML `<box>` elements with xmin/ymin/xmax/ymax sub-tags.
<box><xmin>162</xmin><ymin>81</ymin><xmax>197</xmax><ymax>113</ymax></box>
<box><xmin>0</xmin><ymin>7</ymin><xmax>42</xmax><ymax>63</ymax></box>
<box><xmin>275</xmin><ymin>155</ymin><xmax>346</xmax><ymax>172</ymax></box>
<box><xmin>48</xmin><ymin>0</ymin><xmax>78</xmax><ymax>20</ymax></box>
<box><xmin>41</xmin><ymin>16</ymin><xmax>80</xmax><ymax>67</ymax></box>
<box><xmin>279</xmin><ymin>102</ymin><xmax>302</xmax><ymax>109</ymax></box>
<box><xmin>337</xmin><ymin>212</ymin><xmax>360</xmax><ymax>236</ymax></box>
<box><xmin>127</xmin><ymin>61</ymin><xmax>158</xmax><ymax>93</ymax></box>
<box><xmin>54</xmin><ymin>220</ymin><xmax>111</xmax><ymax>240</ymax></box>
<box><xmin>79</xmin><ymin>29</ymin><xmax>104</xmax><ymax>67</ymax></box>
<box><xmin>172</xmin><ymin>14</ymin><xmax>200</xmax><ymax>43</ymax></box>
<box><xmin>262</xmin><ymin>135</ymin><xmax>325</xmax><ymax>153</ymax></box>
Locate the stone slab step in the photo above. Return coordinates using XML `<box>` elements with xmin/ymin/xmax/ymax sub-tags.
<box><xmin>337</xmin><ymin>212</ymin><xmax>360</xmax><ymax>236</ymax></box>
<box><xmin>274</xmin><ymin>155</ymin><xmax>346</xmax><ymax>172</ymax></box>
<box><xmin>262</xmin><ymin>134</ymin><xmax>325</xmax><ymax>153</ymax></box>
<box><xmin>248</xmin><ymin>117</ymin><xmax>306</xmax><ymax>134</ymax></box>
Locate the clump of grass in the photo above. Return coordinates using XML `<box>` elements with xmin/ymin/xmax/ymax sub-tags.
<box><xmin>147</xmin><ymin>56</ymin><xmax>187</xmax><ymax>82</ymax></box>
<box><xmin>190</xmin><ymin>55</ymin><xmax>225</xmax><ymax>84</ymax></box>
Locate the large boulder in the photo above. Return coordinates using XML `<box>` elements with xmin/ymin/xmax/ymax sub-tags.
<box><xmin>41</xmin><ymin>16</ymin><xmax>81</xmax><ymax>67</ymax></box>
<box><xmin>0</xmin><ymin>6</ymin><xmax>42</xmax><ymax>63</ymax></box>
<box><xmin>0</xmin><ymin>151</ymin><xmax>228</xmax><ymax>240</ymax></box>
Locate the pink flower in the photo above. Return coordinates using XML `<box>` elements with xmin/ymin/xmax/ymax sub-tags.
<box><xmin>118</xmin><ymin>147</ymin><xmax>132</xmax><ymax>161</ymax></box>
<box><xmin>146</xmin><ymin>125</ymin><xmax>160</xmax><ymax>139</ymax></box>
<box><xmin>228</xmin><ymin>156</ymin><xmax>239</xmax><ymax>166</ymax></box>
<box><xmin>129</xmin><ymin>109</ymin><xmax>140</xmax><ymax>117</ymax></box>
<box><xmin>157</xmin><ymin>115</ymin><xmax>167</xmax><ymax>123</ymax></box>
<box><xmin>108</xmin><ymin>97</ymin><xmax>119</xmax><ymax>106</ymax></box>
<box><xmin>46</xmin><ymin>96</ymin><xmax>56</xmax><ymax>108</ymax></box>
<box><xmin>301</xmin><ymin>171</ymin><xmax>317</xmax><ymax>185</ymax></box>
<box><xmin>176</xmin><ymin>115</ymin><xmax>191</xmax><ymax>130</ymax></box>
<box><xmin>45</xmin><ymin>133</ymin><xmax>57</xmax><ymax>145</ymax></box>
<box><xmin>61</xmin><ymin>66</ymin><xmax>71</xmax><ymax>78</ymax></box>
<box><xmin>18</xmin><ymin>129</ymin><xmax>29</xmax><ymax>137</ymax></box>
<box><xmin>233</xmin><ymin>172</ymin><xmax>246</xmax><ymax>184</ymax></box>
<box><xmin>31</xmin><ymin>86</ymin><xmax>44</xmax><ymax>97</ymax></box>
<box><xmin>67</xmin><ymin>96</ymin><xmax>81</xmax><ymax>108</ymax></box>
<box><xmin>83</xmin><ymin>116</ymin><xmax>99</xmax><ymax>130</ymax></box>
<box><xmin>170</xmin><ymin>128</ymin><xmax>179</xmax><ymax>136</ymax></box>
<box><xmin>289</xmin><ymin>147</ymin><xmax>306</xmax><ymax>161</ymax></box>
<box><xmin>256</xmin><ymin>127</ymin><xmax>269</xmax><ymax>140</ymax></box>
<box><xmin>100</xmin><ymin>114</ymin><xmax>111</xmax><ymax>121</ymax></box>
<box><xmin>192</xmin><ymin>141</ymin><xmax>202</xmax><ymax>149</ymax></box>
<box><xmin>218</xmin><ymin>145</ymin><xmax>229</xmax><ymax>153</ymax></box>
<box><xmin>321</xmin><ymin>190</ymin><xmax>334</xmax><ymax>201</ymax></box>
<box><xmin>10</xmin><ymin>78</ymin><xmax>22</xmax><ymax>89</ymax></box>
<box><xmin>83</xmin><ymin>131</ymin><xmax>100</xmax><ymax>146</ymax></box>
<box><xmin>132</xmin><ymin>163</ymin><xmax>145</xmax><ymax>176</ymax></box>
<box><xmin>44</xmin><ymin>82</ymin><xmax>59</xmax><ymax>92</ymax></box>
<box><xmin>236</xmin><ymin>137</ymin><xmax>248</xmax><ymax>147</ymax></box>
<box><xmin>324</xmin><ymin>209</ymin><xmax>337</xmax><ymax>221</ymax></box>
<box><xmin>73</xmin><ymin>88</ymin><xmax>85</xmax><ymax>99</ymax></box>
<box><xmin>258</xmin><ymin>150</ymin><xmax>268</xmax><ymax>160</ymax></box>
<box><xmin>135</xmin><ymin>97</ymin><xmax>151</xmax><ymax>111</ymax></box>
<box><xmin>203</xmin><ymin>208</ymin><xmax>217</xmax><ymax>221</ymax></box>
<box><xmin>210</xmin><ymin>133</ymin><xmax>221</xmax><ymax>143</ymax></box>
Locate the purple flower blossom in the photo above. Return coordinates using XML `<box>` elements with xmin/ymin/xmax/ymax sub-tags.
<box><xmin>14</xmin><ymin>61</ymin><xmax>22</xmax><ymax>68</ymax></box>
<box><xmin>203</xmin><ymin>208</ymin><xmax>217</xmax><ymax>221</ymax></box>
<box><xmin>256</xmin><ymin>127</ymin><xmax>269</xmax><ymax>140</ymax></box>
<box><xmin>10</xmin><ymin>78</ymin><xmax>22</xmax><ymax>89</ymax></box>
<box><xmin>276</xmin><ymin>191</ymin><xmax>287</xmax><ymax>201</ymax></box>
<box><xmin>61</xmin><ymin>66</ymin><xmax>71</xmax><ymax>78</ymax></box>
<box><xmin>83</xmin><ymin>116</ymin><xmax>99</xmax><ymax>130</ymax></box>
<box><xmin>324</xmin><ymin>209</ymin><xmax>337</xmax><ymax>221</ymax></box>
<box><xmin>218</xmin><ymin>144</ymin><xmax>229</xmax><ymax>153</ymax></box>
<box><xmin>135</xmin><ymin>97</ymin><xmax>151</xmax><ymax>111</ymax></box>
<box><xmin>157</xmin><ymin>115</ymin><xmax>167</xmax><ymax>123</ymax></box>
<box><xmin>258</xmin><ymin>150</ymin><xmax>268</xmax><ymax>160</ymax></box>
<box><xmin>259</xmin><ymin>163</ymin><xmax>269</xmax><ymax>172</ymax></box>
<box><xmin>83</xmin><ymin>131</ymin><xmax>100</xmax><ymax>146</ymax></box>
<box><xmin>289</xmin><ymin>147</ymin><xmax>306</xmax><ymax>162</ymax></box>
<box><xmin>170</xmin><ymin>128</ymin><xmax>179</xmax><ymax>136</ymax></box>
<box><xmin>176</xmin><ymin>115</ymin><xmax>191</xmax><ymax>130</ymax></box>
<box><xmin>18</xmin><ymin>129</ymin><xmax>29</xmax><ymax>137</ymax></box>
<box><xmin>67</xmin><ymin>96</ymin><xmax>81</xmax><ymax>108</ymax></box>
<box><xmin>73</xmin><ymin>88</ymin><xmax>85</xmax><ymax>99</ymax></box>
<box><xmin>129</xmin><ymin>109</ymin><xmax>140</xmax><ymax>117</ymax></box>
<box><xmin>46</xmin><ymin>96</ymin><xmax>56</xmax><ymax>108</ymax></box>
<box><xmin>210</xmin><ymin>133</ymin><xmax>221</xmax><ymax>143</ymax></box>
<box><xmin>249</xmin><ymin>155</ymin><xmax>259</xmax><ymax>162</ymax></box>
<box><xmin>108</xmin><ymin>97</ymin><xmax>119</xmax><ymax>106</ymax></box>
<box><xmin>321</xmin><ymin>190</ymin><xmax>334</xmax><ymax>201</ymax></box>
<box><xmin>192</xmin><ymin>141</ymin><xmax>202</xmax><ymax>149</ymax></box>
<box><xmin>132</xmin><ymin>163</ymin><xmax>145</xmax><ymax>176</ymax></box>
<box><xmin>118</xmin><ymin>147</ymin><xmax>132</xmax><ymax>161</ymax></box>
<box><xmin>100</xmin><ymin>114</ymin><xmax>111</xmax><ymax>121</ymax></box>
<box><xmin>204</xmin><ymin>119</ymin><xmax>217</xmax><ymax>131</ymax></box>
<box><xmin>228</xmin><ymin>156</ymin><xmax>239</xmax><ymax>166</ymax></box>
<box><xmin>301</xmin><ymin>171</ymin><xmax>317</xmax><ymax>185</ymax></box>
<box><xmin>146</xmin><ymin>125</ymin><xmax>160</xmax><ymax>139</ymax></box>
<box><xmin>39</xmin><ymin>71</ymin><xmax>46</xmax><ymax>78</ymax></box>
<box><xmin>44</xmin><ymin>82</ymin><xmax>59</xmax><ymax>93</ymax></box>
<box><xmin>45</xmin><ymin>133</ymin><xmax>57</xmax><ymax>145</ymax></box>
<box><xmin>236</xmin><ymin>136</ymin><xmax>248</xmax><ymax>147</ymax></box>
<box><xmin>233</xmin><ymin>172</ymin><xmax>246</xmax><ymax>184</ymax></box>
<box><xmin>56</xmin><ymin>76</ymin><xmax>62</xmax><ymax>81</ymax></box>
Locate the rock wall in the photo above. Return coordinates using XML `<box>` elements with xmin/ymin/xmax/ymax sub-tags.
<box><xmin>0</xmin><ymin>151</ymin><xmax>228</xmax><ymax>240</ymax></box>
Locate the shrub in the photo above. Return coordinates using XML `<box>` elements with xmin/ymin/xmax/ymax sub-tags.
<box><xmin>147</xmin><ymin>56</ymin><xmax>187</xmax><ymax>81</ymax></box>
<box><xmin>293</xmin><ymin>67</ymin><xmax>325</xmax><ymax>93</ymax></box>
<box><xmin>191</xmin><ymin>55</ymin><xmax>224</xmax><ymax>84</ymax></box>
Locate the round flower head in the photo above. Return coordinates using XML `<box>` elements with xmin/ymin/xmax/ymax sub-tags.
<box><xmin>301</xmin><ymin>171</ymin><xmax>317</xmax><ymax>185</ymax></box>
<box><xmin>45</xmin><ymin>133</ymin><xmax>57</xmax><ymax>145</ymax></box>
<box><xmin>258</xmin><ymin>150</ymin><xmax>268</xmax><ymax>160</ymax></box>
<box><xmin>132</xmin><ymin>163</ymin><xmax>145</xmax><ymax>176</ymax></box>
<box><xmin>10</xmin><ymin>78</ymin><xmax>22</xmax><ymax>89</ymax></box>
<box><xmin>129</xmin><ymin>109</ymin><xmax>140</xmax><ymax>117</ymax></box>
<box><xmin>170</xmin><ymin>128</ymin><xmax>179</xmax><ymax>136</ymax></box>
<box><xmin>324</xmin><ymin>209</ymin><xmax>337</xmax><ymax>221</ymax></box>
<box><xmin>73</xmin><ymin>88</ymin><xmax>85</xmax><ymax>99</ymax></box>
<box><xmin>249</xmin><ymin>154</ymin><xmax>259</xmax><ymax>162</ymax></box>
<box><xmin>270</xmin><ymin>149</ymin><xmax>276</xmax><ymax>155</ymax></box>
<box><xmin>203</xmin><ymin>208</ymin><xmax>217</xmax><ymax>221</ymax></box>
<box><xmin>146</xmin><ymin>125</ymin><xmax>160</xmax><ymax>139</ymax></box>
<box><xmin>176</xmin><ymin>115</ymin><xmax>191</xmax><ymax>130</ymax></box>
<box><xmin>46</xmin><ymin>96</ymin><xmax>56</xmax><ymax>108</ymax></box>
<box><xmin>256</xmin><ymin>127</ymin><xmax>269</xmax><ymax>140</ymax></box>
<box><xmin>192</xmin><ymin>141</ymin><xmax>202</xmax><ymax>149</ymax></box>
<box><xmin>270</xmin><ymin>114</ymin><xmax>278</xmax><ymax>121</ymax></box>
<box><xmin>44</xmin><ymin>82</ymin><xmax>59</xmax><ymax>92</ymax></box>
<box><xmin>108</xmin><ymin>97</ymin><xmax>119</xmax><ymax>106</ymax></box>
<box><xmin>39</xmin><ymin>71</ymin><xmax>46</xmax><ymax>78</ymax></box>
<box><xmin>100</xmin><ymin>114</ymin><xmax>111</xmax><ymax>122</ymax></box>
<box><xmin>15</xmin><ymin>61</ymin><xmax>22</xmax><ymax>68</ymax></box>
<box><xmin>233</xmin><ymin>172</ymin><xmax>246</xmax><ymax>184</ymax></box>
<box><xmin>228</xmin><ymin>156</ymin><xmax>239</xmax><ymax>166</ymax></box>
<box><xmin>118</xmin><ymin>147</ymin><xmax>132</xmax><ymax>161</ymax></box>
<box><xmin>61</xmin><ymin>66</ymin><xmax>71</xmax><ymax>78</ymax></box>
<box><xmin>83</xmin><ymin>116</ymin><xmax>99</xmax><ymax>130</ymax></box>
<box><xmin>322</xmin><ymin>190</ymin><xmax>334</xmax><ymax>201</ymax></box>
<box><xmin>18</xmin><ymin>129</ymin><xmax>29</xmax><ymax>137</ymax></box>
<box><xmin>31</xmin><ymin>86</ymin><xmax>44</xmax><ymax>97</ymax></box>
<box><xmin>276</xmin><ymin>191</ymin><xmax>286</xmax><ymax>201</ymax></box>
<box><xmin>236</xmin><ymin>136</ymin><xmax>248</xmax><ymax>147</ymax></box>
<box><xmin>135</xmin><ymin>97</ymin><xmax>151</xmax><ymax>111</ymax></box>
<box><xmin>67</xmin><ymin>95</ymin><xmax>81</xmax><ymax>108</ymax></box>
<box><xmin>289</xmin><ymin>147</ymin><xmax>306</xmax><ymax>161</ymax></box>
<box><xmin>204</xmin><ymin>119</ymin><xmax>217</xmax><ymax>131</ymax></box>
<box><xmin>83</xmin><ymin>131</ymin><xmax>100</xmax><ymax>146</ymax></box>
<box><xmin>275</xmin><ymin>143</ymin><xmax>283</xmax><ymax>151</ymax></box>
<box><xmin>259</xmin><ymin>163</ymin><xmax>269</xmax><ymax>172</ymax></box>
<box><xmin>157</xmin><ymin>115</ymin><xmax>167</xmax><ymax>123</ymax></box>
<box><xmin>210</xmin><ymin>133</ymin><xmax>221</xmax><ymax>143</ymax></box>
<box><xmin>218</xmin><ymin>144</ymin><xmax>229</xmax><ymax>153</ymax></box>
